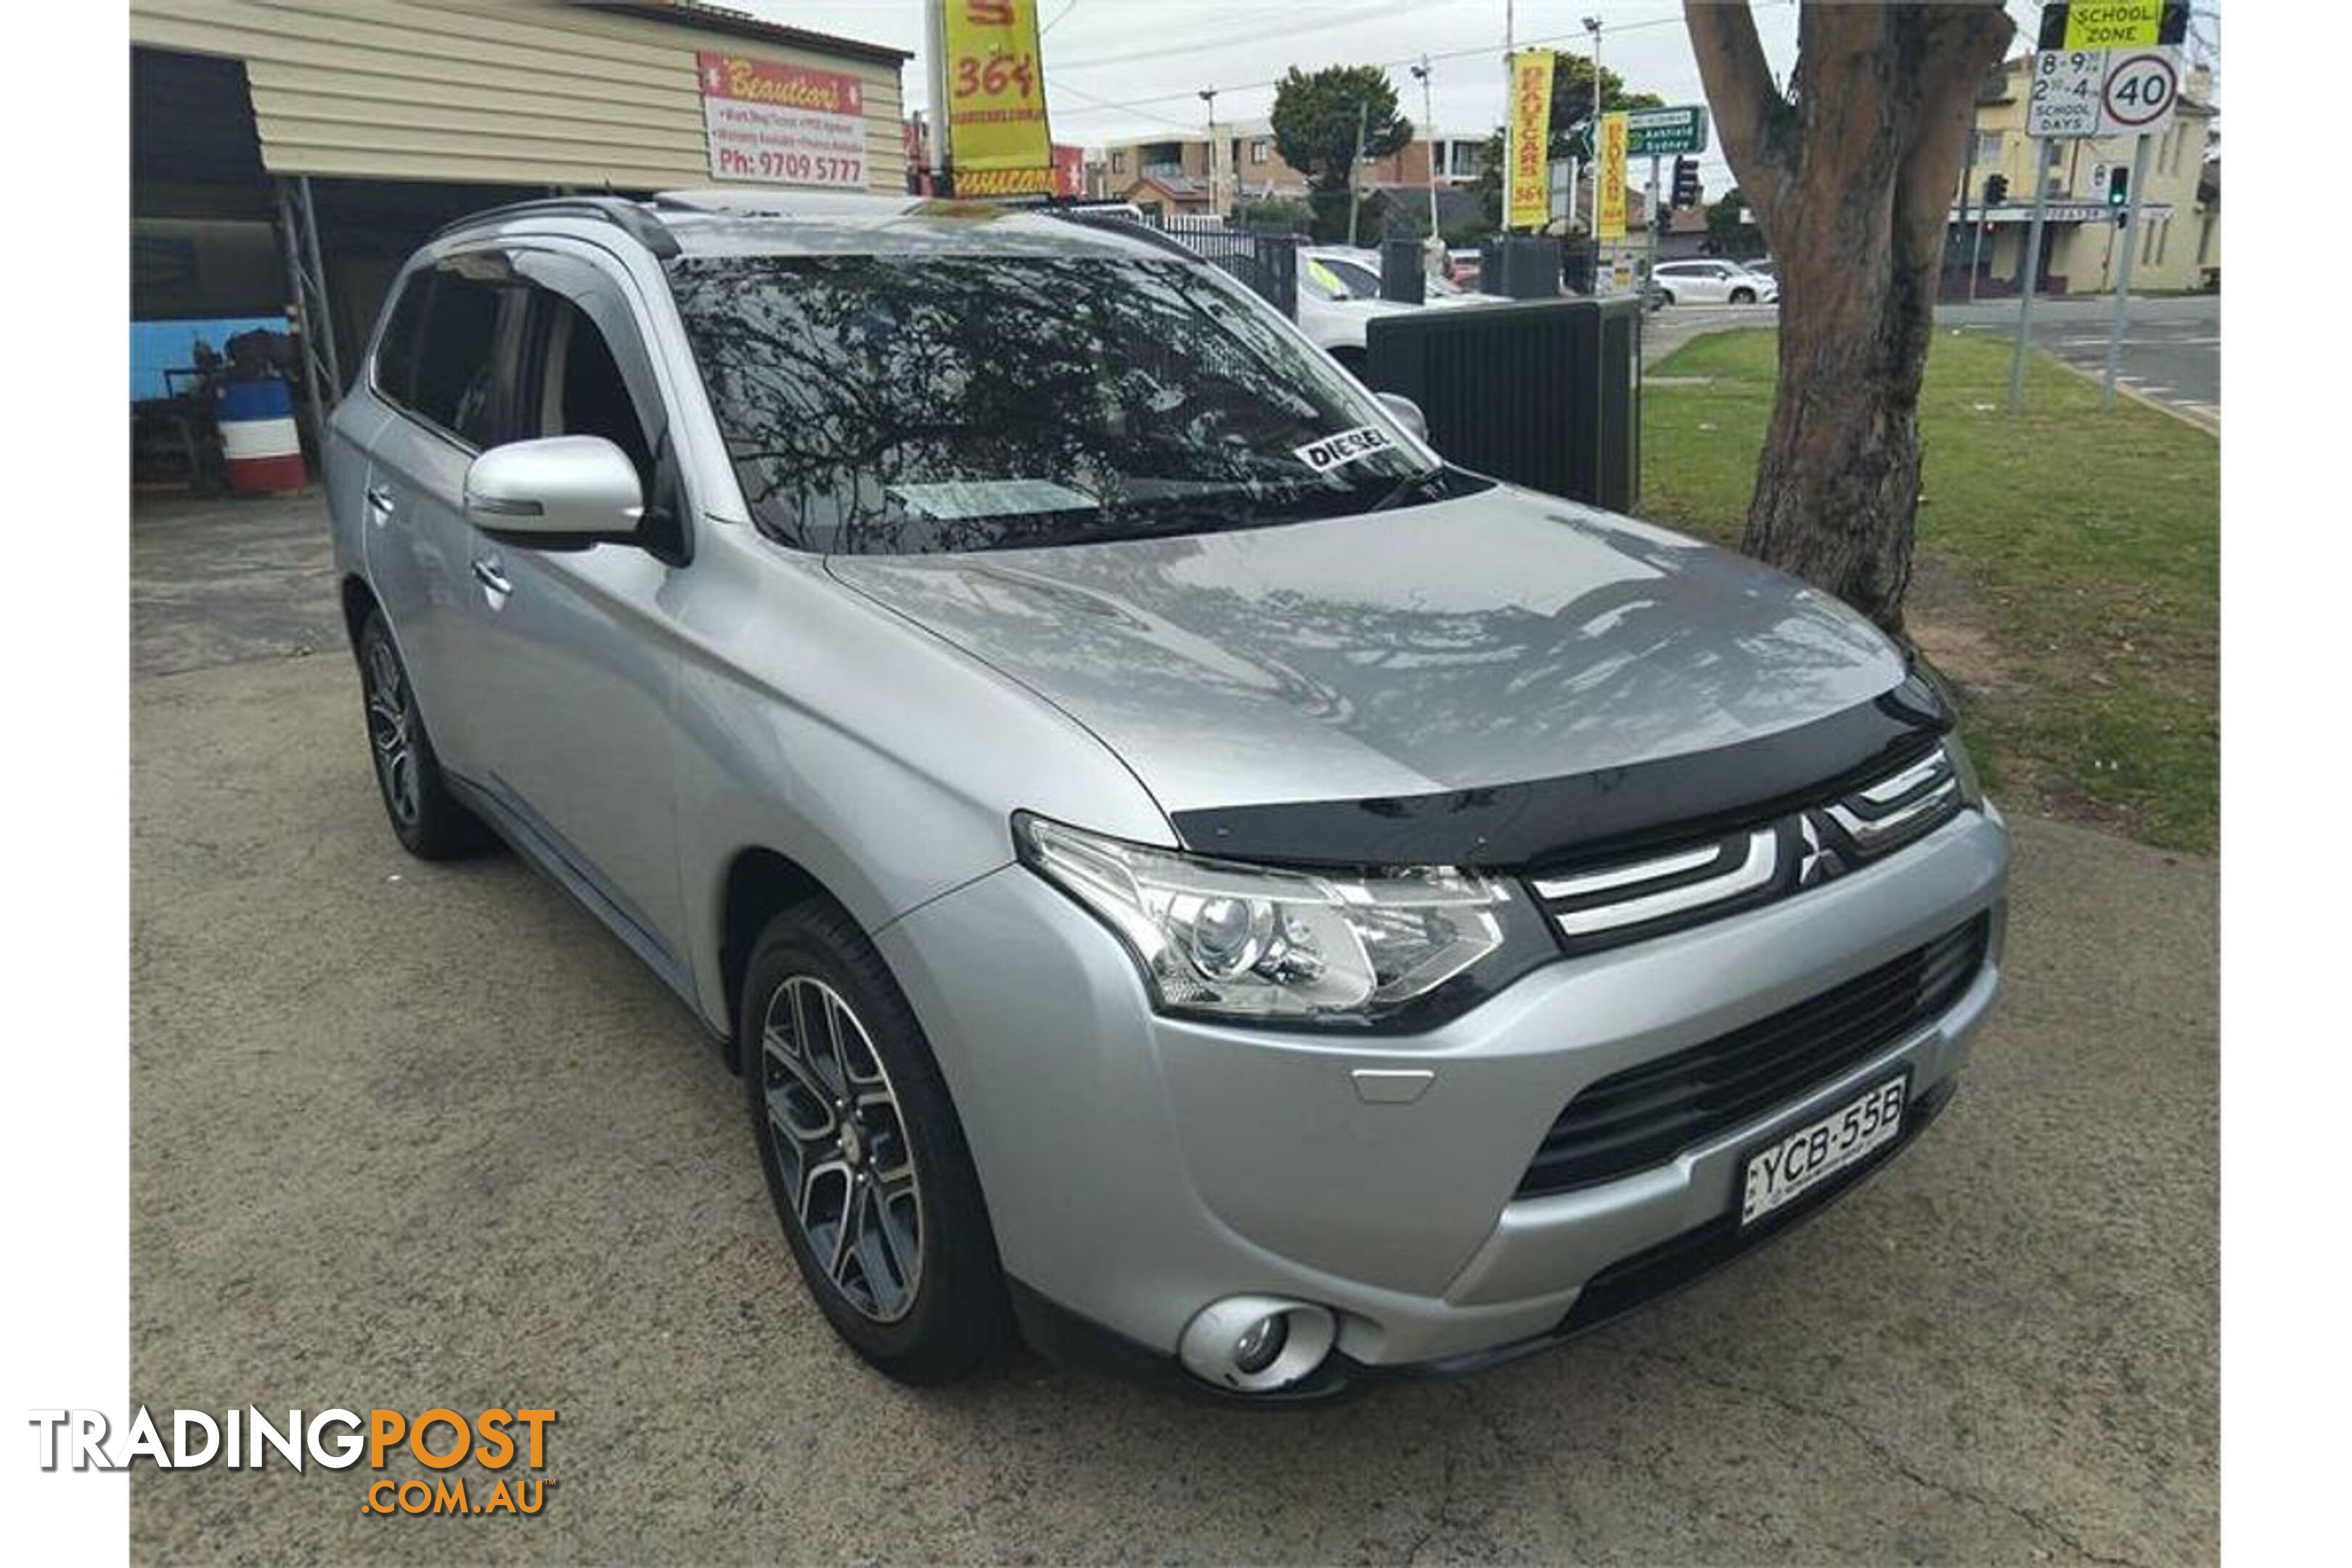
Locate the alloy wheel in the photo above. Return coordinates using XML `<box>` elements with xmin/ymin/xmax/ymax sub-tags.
<box><xmin>363</xmin><ymin>636</ymin><xmax>421</xmax><ymax>827</ymax></box>
<box><xmin>759</xmin><ymin>976</ymin><xmax>923</xmax><ymax>1322</ymax></box>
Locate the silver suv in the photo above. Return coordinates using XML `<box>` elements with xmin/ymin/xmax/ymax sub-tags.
<box><xmin>328</xmin><ymin>192</ymin><xmax>2007</xmax><ymax>1400</ymax></box>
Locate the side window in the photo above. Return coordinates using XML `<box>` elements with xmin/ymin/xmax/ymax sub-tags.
<box><xmin>528</xmin><ymin>296</ymin><xmax>658</xmax><ymax>490</ymax></box>
<box><xmin>373</xmin><ymin>274</ymin><xmax>430</xmax><ymax>407</ymax></box>
<box><xmin>409</xmin><ymin>271</ymin><xmax>506</xmax><ymax>446</ymax></box>
<box><xmin>507</xmin><ymin>256</ymin><xmax>690</xmax><ymax>562</ymax></box>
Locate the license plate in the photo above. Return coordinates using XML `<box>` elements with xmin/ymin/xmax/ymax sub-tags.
<box><xmin>1740</xmin><ymin>1074</ymin><xmax>1908</xmax><ymax>1226</ymax></box>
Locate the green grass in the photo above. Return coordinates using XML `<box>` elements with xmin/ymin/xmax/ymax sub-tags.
<box><xmin>1641</xmin><ymin>328</ymin><xmax>2218</xmax><ymax>853</ymax></box>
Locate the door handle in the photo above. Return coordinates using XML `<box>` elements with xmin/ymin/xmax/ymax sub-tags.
<box><xmin>470</xmin><ymin>558</ymin><xmax>513</xmax><ymax>598</ymax></box>
<box><xmin>365</xmin><ymin>483</ymin><xmax>396</xmax><ymax>522</ymax></box>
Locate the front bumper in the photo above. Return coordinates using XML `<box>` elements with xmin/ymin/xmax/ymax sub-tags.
<box><xmin>875</xmin><ymin>806</ymin><xmax>2008</xmax><ymax>1392</ymax></box>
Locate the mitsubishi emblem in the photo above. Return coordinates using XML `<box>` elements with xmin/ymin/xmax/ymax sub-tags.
<box><xmin>1797</xmin><ymin>812</ymin><xmax>1846</xmax><ymax>888</ymax></box>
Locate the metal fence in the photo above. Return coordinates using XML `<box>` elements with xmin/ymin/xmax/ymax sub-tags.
<box><xmin>1143</xmin><ymin>213</ymin><xmax>1302</xmax><ymax>321</ymax></box>
<box><xmin>1365</xmin><ymin>297</ymin><xmax>1644</xmax><ymax>513</ymax></box>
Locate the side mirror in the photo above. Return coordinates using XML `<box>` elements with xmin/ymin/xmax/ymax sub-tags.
<box><xmin>1375</xmin><ymin>391</ymin><xmax>1429</xmax><ymax>444</ymax></box>
<box><xmin>464</xmin><ymin>436</ymin><xmax>644</xmax><ymax>549</ymax></box>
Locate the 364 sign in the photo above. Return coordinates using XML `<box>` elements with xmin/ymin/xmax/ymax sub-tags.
<box><xmin>940</xmin><ymin>0</ymin><xmax>1054</xmax><ymax>197</ymax></box>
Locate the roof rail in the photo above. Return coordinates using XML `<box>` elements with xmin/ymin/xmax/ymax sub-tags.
<box><xmin>430</xmin><ymin>197</ymin><xmax>681</xmax><ymax>260</ymax></box>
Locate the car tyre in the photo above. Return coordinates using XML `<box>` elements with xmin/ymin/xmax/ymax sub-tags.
<box><xmin>1730</xmin><ymin>287</ymin><xmax>1756</xmax><ymax>305</ymax></box>
<box><xmin>742</xmin><ymin>898</ymin><xmax>1013</xmax><ymax>1384</ymax></box>
<box><xmin>355</xmin><ymin>608</ymin><xmax>491</xmax><ymax>860</ymax></box>
<box><xmin>1655</xmin><ymin>288</ymin><xmax>1675</xmax><ymax>306</ymax></box>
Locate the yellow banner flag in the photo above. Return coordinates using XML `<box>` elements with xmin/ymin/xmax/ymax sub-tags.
<box><xmin>1505</xmin><ymin>49</ymin><xmax>1554</xmax><ymax>231</ymax></box>
<box><xmin>939</xmin><ymin>0</ymin><xmax>1053</xmax><ymax>195</ymax></box>
<box><xmin>1596</xmin><ymin>110</ymin><xmax>1628</xmax><ymax>239</ymax></box>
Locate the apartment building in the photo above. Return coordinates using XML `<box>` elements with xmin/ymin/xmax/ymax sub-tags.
<box><xmin>1086</xmin><ymin>123</ymin><xmax>1490</xmax><ymax>219</ymax></box>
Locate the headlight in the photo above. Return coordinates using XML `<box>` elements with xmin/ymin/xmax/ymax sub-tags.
<box><xmin>1015</xmin><ymin>814</ymin><xmax>1552</xmax><ymax>1028</ymax></box>
<box><xmin>1941</xmin><ymin>731</ymin><xmax>1987</xmax><ymax>809</ymax></box>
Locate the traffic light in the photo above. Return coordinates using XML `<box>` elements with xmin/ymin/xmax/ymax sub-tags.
<box><xmin>1983</xmin><ymin>173</ymin><xmax>2008</xmax><ymax>206</ymax></box>
<box><xmin>1670</xmin><ymin>156</ymin><xmax>1700</xmax><ymax>209</ymax></box>
<box><xmin>2107</xmin><ymin>165</ymin><xmax>2129</xmax><ymax>208</ymax></box>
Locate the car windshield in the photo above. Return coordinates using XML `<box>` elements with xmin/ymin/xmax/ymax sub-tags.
<box><xmin>669</xmin><ymin>253</ymin><xmax>1463</xmax><ymax>555</ymax></box>
<box><xmin>1298</xmin><ymin>258</ymin><xmax>1356</xmax><ymax>302</ymax></box>
<box><xmin>1312</xmin><ymin>256</ymin><xmax>1382</xmax><ymax>299</ymax></box>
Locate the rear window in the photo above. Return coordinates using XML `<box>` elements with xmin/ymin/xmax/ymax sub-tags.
<box><xmin>669</xmin><ymin>253</ymin><xmax>1478</xmax><ymax>555</ymax></box>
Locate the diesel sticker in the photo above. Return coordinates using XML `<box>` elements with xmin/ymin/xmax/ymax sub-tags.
<box><xmin>1294</xmin><ymin>425</ymin><xmax>1395</xmax><ymax>473</ymax></box>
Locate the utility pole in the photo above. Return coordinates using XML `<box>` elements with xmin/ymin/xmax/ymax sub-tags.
<box><xmin>2101</xmin><ymin>131</ymin><xmax>2154</xmax><ymax>410</ymax></box>
<box><xmin>1646</xmin><ymin>153</ymin><xmax>1661</xmax><ymax>284</ymax></box>
<box><xmin>1583</xmin><ymin>15</ymin><xmax>1603</xmax><ymax>287</ymax></box>
<box><xmin>1411</xmin><ymin>57</ymin><xmax>1438</xmax><ymax>244</ymax></box>
<box><xmin>923</xmin><ymin>0</ymin><xmax>950</xmax><ymax>195</ymax></box>
<box><xmin>1199</xmin><ymin>86</ymin><xmax>1219</xmax><ymax>216</ymax></box>
<box><xmin>2006</xmin><ymin>134</ymin><xmax>2054</xmax><ymax>415</ymax></box>
<box><xmin>1501</xmin><ymin>1</ymin><xmax>1517</xmax><ymax>234</ymax></box>
<box><xmin>1347</xmin><ymin>97</ymin><xmax>1370</xmax><ymax>248</ymax></box>
<box><xmin>1967</xmin><ymin>202</ymin><xmax>1987</xmax><ymax>303</ymax></box>
<box><xmin>1953</xmin><ymin>131</ymin><xmax>1979</xmax><ymax>303</ymax></box>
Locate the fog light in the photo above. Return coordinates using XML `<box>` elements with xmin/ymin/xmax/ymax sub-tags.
<box><xmin>1177</xmin><ymin>1296</ymin><xmax>1337</xmax><ymax>1393</ymax></box>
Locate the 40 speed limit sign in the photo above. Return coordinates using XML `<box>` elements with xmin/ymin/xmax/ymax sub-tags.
<box><xmin>2101</xmin><ymin>49</ymin><xmax>2179</xmax><ymax>131</ymax></box>
<box><xmin>2028</xmin><ymin>45</ymin><xmax>2181</xmax><ymax>137</ymax></box>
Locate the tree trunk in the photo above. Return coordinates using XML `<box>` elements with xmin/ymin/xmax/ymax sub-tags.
<box><xmin>1684</xmin><ymin>1</ymin><xmax>2013</xmax><ymax>633</ymax></box>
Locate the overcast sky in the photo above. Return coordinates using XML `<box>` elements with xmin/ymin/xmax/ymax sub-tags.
<box><xmin>744</xmin><ymin>1</ymin><xmax>2216</xmax><ymax>200</ymax></box>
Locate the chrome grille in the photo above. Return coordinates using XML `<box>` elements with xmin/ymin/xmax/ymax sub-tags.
<box><xmin>1529</xmin><ymin>743</ymin><xmax>1964</xmax><ymax>953</ymax></box>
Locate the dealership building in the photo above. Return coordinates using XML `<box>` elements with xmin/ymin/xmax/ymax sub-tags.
<box><xmin>131</xmin><ymin>0</ymin><xmax>912</xmax><ymax>474</ymax></box>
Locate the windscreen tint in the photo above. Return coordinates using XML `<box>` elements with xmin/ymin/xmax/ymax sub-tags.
<box><xmin>669</xmin><ymin>253</ymin><xmax>1453</xmax><ymax>554</ymax></box>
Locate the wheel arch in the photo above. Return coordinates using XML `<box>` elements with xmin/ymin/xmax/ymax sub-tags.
<box><xmin>715</xmin><ymin>845</ymin><xmax>835</xmax><ymax>1071</ymax></box>
<box><xmin>339</xmin><ymin>573</ymin><xmax>380</xmax><ymax>653</ymax></box>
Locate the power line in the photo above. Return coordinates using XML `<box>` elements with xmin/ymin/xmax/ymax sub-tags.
<box><xmin>1047</xmin><ymin>6</ymin><xmax>1697</xmax><ymax>128</ymax></box>
<box><xmin>1051</xmin><ymin>75</ymin><xmax>1207</xmax><ymax>132</ymax></box>
<box><xmin>1050</xmin><ymin>2</ymin><xmax>1423</xmax><ymax>74</ymax></box>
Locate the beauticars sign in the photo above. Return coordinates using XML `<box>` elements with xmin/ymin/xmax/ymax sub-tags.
<box><xmin>698</xmin><ymin>52</ymin><xmax>869</xmax><ymax>189</ymax></box>
<box><xmin>1505</xmin><ymin>49</ymin><xmax>1555</xmax><ymax>232</ymax></box>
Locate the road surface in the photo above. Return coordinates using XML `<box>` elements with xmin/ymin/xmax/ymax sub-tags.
<box><xmin>1641</xmin><ymin>293</ymin><xmax>2219</xmax><ymax>429</ymax></box>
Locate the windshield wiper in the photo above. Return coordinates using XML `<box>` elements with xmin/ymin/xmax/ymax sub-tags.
<box><xmin>1363</xmin><ymin>463</ymin><xmax>1452</xmax><ymax>514</ymax></box>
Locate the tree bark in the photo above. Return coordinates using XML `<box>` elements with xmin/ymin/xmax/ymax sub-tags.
<box><xmin>1684</xmin><ymin>1</ymin><xmax>2013</xmax><ymax>633</ymax></box>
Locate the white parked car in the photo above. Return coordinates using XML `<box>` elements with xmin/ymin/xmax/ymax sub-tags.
<box><xmin>1294</xmin><ymin>253</ymin><xmax>1423</xmax><ymax>379</ymax></box>
<box><xmin>1303</xmin><ymin>247</ymin><xmax>1485</xmax><ymax>309</ymax></box>
<box><xmin>1650</xmin><ymin>258</ymin><xmax>1779</xmax><ymax>306</ymax></box>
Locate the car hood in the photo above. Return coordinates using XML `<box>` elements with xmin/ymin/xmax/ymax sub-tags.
<box><xmin>825</xmin><ymin>486</ymin><xmax>1908</xmax><ymax>820</ymax></box>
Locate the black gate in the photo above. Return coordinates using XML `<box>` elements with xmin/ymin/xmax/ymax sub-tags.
<box><xmin>1365</xmin><ymin>297</ymin><xmax>1643</xmax><ymax>512</ymax></box>
<box><xmin>1151</xmin><ymin>215</ymin><xmax>1300</xmax><ymax>319</ymax></box>
<box><xmin>1057</xmin><ymin>209</ymin><xmax>1300</xmax><ymax>320</ymax></box>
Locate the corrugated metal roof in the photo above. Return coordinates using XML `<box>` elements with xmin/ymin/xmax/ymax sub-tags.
<box><xmin>131</xmin><ymin>0</ymin><xmax>909</xmax><ymax>192</ymax></box>
<box><xmin>600</xmin><ymin>1</ymin><xmax>912</xmax><ymax>65</ymax></box>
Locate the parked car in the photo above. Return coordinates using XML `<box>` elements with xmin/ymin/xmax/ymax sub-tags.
<box><xmin>1302</xmin><ymin>245</ymin><xmax>1486</xmax><ymax>308</ymax></box>
<box><xmin>331</xmin><ymin>192</ymin><xmax>2007</xmax><ymax>1400</ymax></box>
<box><xmin>1293</xmin><ymin>253</ymin><xmax>1422</xmax><ymax>377</ymax></box>
<box><xmin>1651</xmin><ymin>258</ymin><xmax>1779</xmax><ymax>306</ymax></box>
